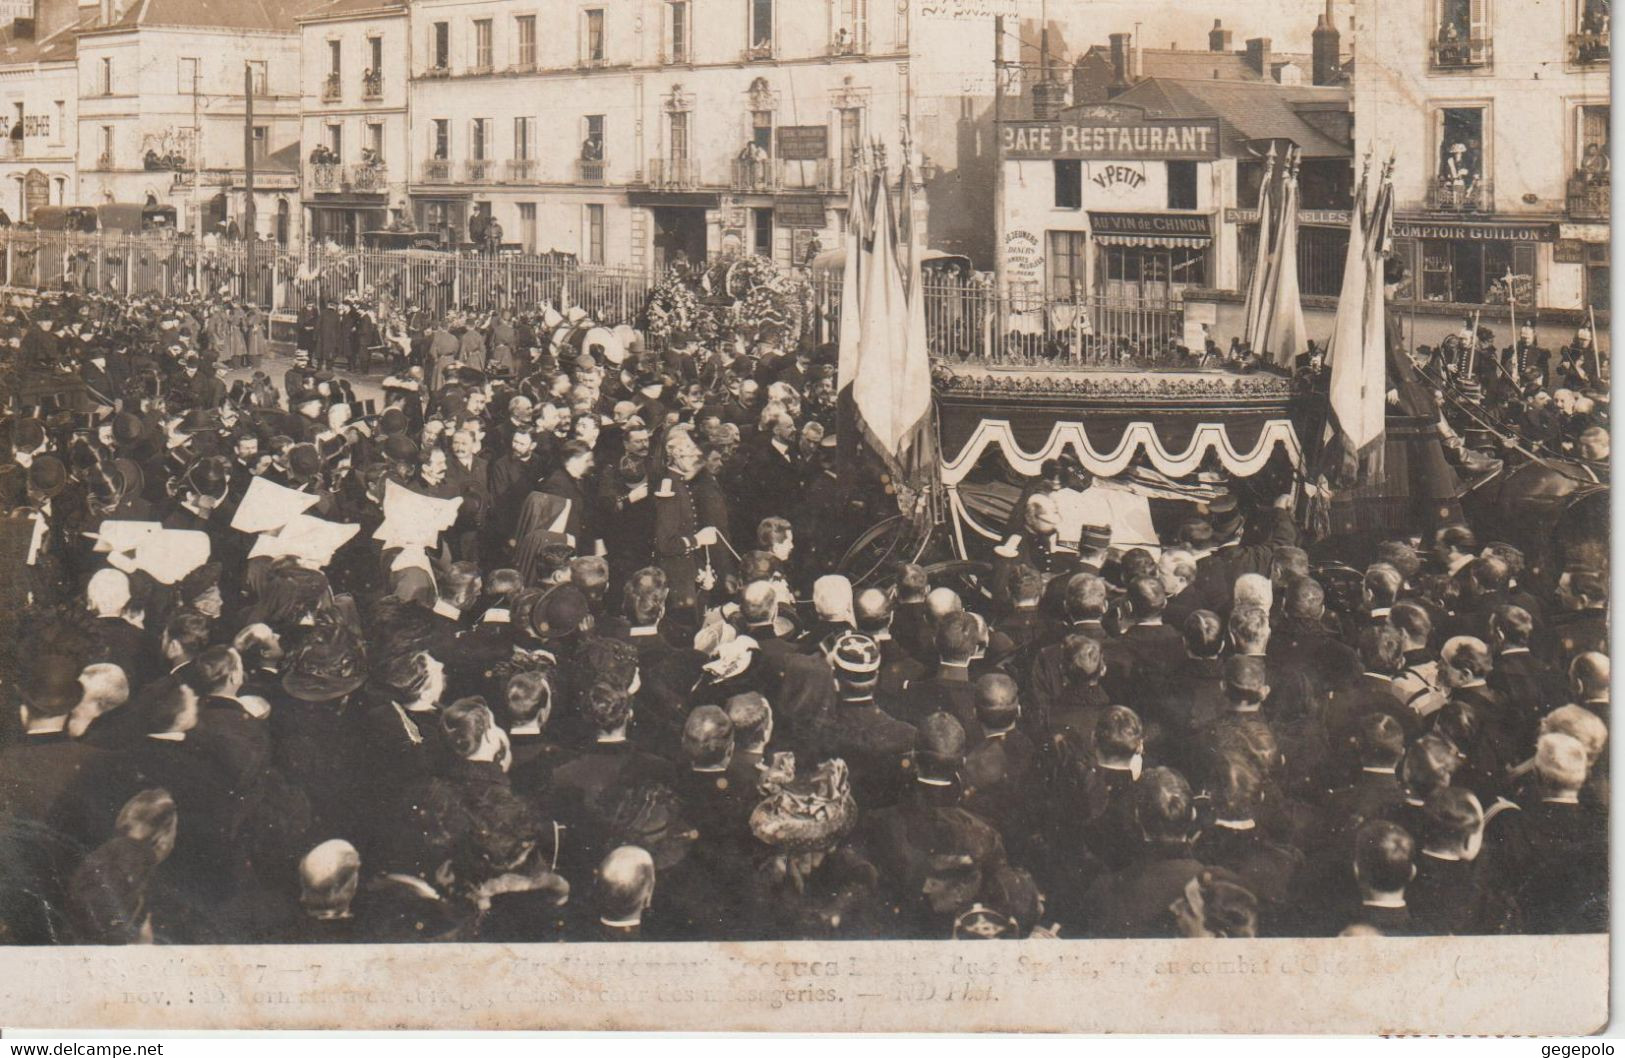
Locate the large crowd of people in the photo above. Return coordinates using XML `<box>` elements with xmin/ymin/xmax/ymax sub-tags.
<box><xmin>0</xmin><ymin>284</ymin><xmax>1610</xmax><ymax>945</ymax></box>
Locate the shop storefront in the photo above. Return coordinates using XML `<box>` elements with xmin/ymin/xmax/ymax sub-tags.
<box><xmin>1387</xmin><ymin>217</ymin><xmax>1555</xmax><ymax>308</ymax></box>
<box><xmin>1088</xmin><ymin>211</ymin><xmax>1213</xmax><ymax>302</ymax></box>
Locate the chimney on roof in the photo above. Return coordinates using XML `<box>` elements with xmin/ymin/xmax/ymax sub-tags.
<box><xmin>1209</xmin><ymin>19</ymin><xmax>1232</xmax><ymax>53</ymax></box>
<box><xmin>1244</xmin><ymin>37</ymin><xmax>1272</xmax><ymax>77</ymax></box>
<box><xmin>32</xmin><ymin>0</ymin><xmax>77</xmax><ymax>39</ymax></box>
<box><xmin>1108</xmin><ymin>32</ymin><xmax>1132</xmax><ymax>97</ymax></box>
<box><xmin>1312</xmin><ymin>9</ymin><xmax>1342</xmax><ymax>84</ymax></box>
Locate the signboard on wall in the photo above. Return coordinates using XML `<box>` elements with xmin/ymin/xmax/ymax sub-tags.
<box><xmin>1554</xmin><ymin>239</ymin><xmax>1586</xmax><ymax>263</ymax></box>
<box><xmin>920</xmin><ymin>0</ymin><xmax>1018</xmax><ymax>19</ymax></box>
<box><xmin>776</xmin><ymin>196</ymin><xmax>827</xmax><ymax>229</ymax></box>
<box><xmin>1003</xmin><ymin>228</ymin><xmax>1043</xmax><ymax>288</ymax></box>
<box><xmin>1002</xmin><ymin>118</ymin><xmax>1221</xmax><ymax>160</ymax></box>
<box><xmin>1391</xmin><ymin>219</ymin><xmax>1558</xmax><ymax>243</ymax></box>
<box><xmin>1085</xmin><ymin>162</ymin><xmax>1147</xmax><ymax>198</ymax></box>
<box><xmin>1088</xmin><ymin>211</ymin><xmax>1212</xmax><ymax>237</ymax></box>
<box><xmin>1225</xmin><ymin>207</ymin><xmax>1352</xmax><ymax>226</ymax></box>
<box><xmin>777</xmin><ymin>126</ymin><xmax>828</xmax><ymax>161</ymax></box>
<box><xmin>22</xmin><ymin>169</ymin><xmax>49</xmax><ymax>218</ymax></box>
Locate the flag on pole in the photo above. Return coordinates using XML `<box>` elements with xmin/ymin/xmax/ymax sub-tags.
<box><xmin>1320</xmin><ymin>158</ymin><xmax>1388</xmax><ymax>487</ymax></box>
<box><xmin>836</xmin><ymin>149</ymin><xmax>870</xmax><ymax>389</ymax></box>
<box><xmin>1263</xmin><ymin>150</ymin><xmax>1309</xmax><ymax>369</ymax></box>
<box><xmin>1242</xmin><ymin>146</ymin><xmax>1279</xmax><ymax>349</ymax></box>
<box><xmin>896</xmin><ymin>150</ymin><xmax>939</xmax><ymax>497</ymax></box>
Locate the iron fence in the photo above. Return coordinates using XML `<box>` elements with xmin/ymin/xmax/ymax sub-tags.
<box><xmin>0</xmin><ymin>230</ymin><xmax>1185</xmax><ymax>365</ymax></box>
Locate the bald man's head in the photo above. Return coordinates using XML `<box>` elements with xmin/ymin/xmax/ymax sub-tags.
<box><xmin>597</xmin><ymin>846</ymin><xmax>656</xmax><ymax>923</ymax></box>
<box><xmin>854</xmin><ymin>587</ymin><xmax>892</xmax><ymax>632</ymax></box>
<box><xmin>300</xmin><ymin>839</ymin><xmax>361</xmax><ymax>919</ymax></box>
<box><xmin>1571</xmin><ymin>651</ymin><xmax>1610</xmax><ymax>700</ymax></box>
<box><xmin>973</xmin><ymin>673</ymin><xmax>1020</xmax><ymax>732</ymax></box>
<box><xmin>925</xmin><ymin>586</ymin><xmax>964</xmax><ymax>624</ymax></box>
<box><xmin>682</xmin><ymin>704</ymin><xmax>734</xmax><ymax>770</ymax></box>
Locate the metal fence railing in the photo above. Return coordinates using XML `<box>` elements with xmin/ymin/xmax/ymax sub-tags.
<box><xmin>0</xmin><ymin>230</ymin><xmax>1186</xmax><ymax>364</ymax></box>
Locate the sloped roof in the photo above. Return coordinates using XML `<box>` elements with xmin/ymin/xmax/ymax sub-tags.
<box><xmin>1103</xmin><ymin>77</ymin><xmax>1352</xmax><ymax>158</ymax></box>
<box><xmin>296</xmin><ymin>0</ymin><xmax>403</xmax><ymax>23</ymax></box>
<box><xmin>0</xmin><ymin>13</ymin><xmax>90</xmax><ymax>64</ymax></box>
<box><xmin>262</xmin><ymin>140</ymin><xmax>301</xmax><ymax>173</ymax></box>
<box><xmin>94</xmin><ymin>0</ymin><xmax>304</xmax><ymax>32</ymax></box>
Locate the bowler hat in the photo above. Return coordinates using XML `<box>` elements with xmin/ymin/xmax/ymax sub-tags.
<box><xmin>282</xmin><ymin>627</ymin><xmax>368</xmax><ymax>702</ymax></box>
<box><xmin>27</xmin><ymin>455</ymin><xmax>68</xmax><ymax>498</ymax></box>
<box><xmin>529</xmin><ymin>584</ymin><xmax>591</xmax><ymax>640</ymax></box>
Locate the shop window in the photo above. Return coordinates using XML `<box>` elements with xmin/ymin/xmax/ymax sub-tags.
<box><xmin>1585</xmin><ymin>242</ymin><xmax>1610</xmax><ymax>312</ymax></box>
<box><xmin>1240</xmin><ymin>225</ymin><xmax>1349</xmax><ymax>297</ymax></box>
<box><xmin>1053</xmin><ymin>160</ymin><xmax>1082</xmax><ymax>209</ymax></box>
<box><xmin>1047</xmin><ymin>230</ymin><xmax>1087</xmax><ymax>299</ymax></box>
<box><xmin>1167</xmin><ymin>161</ymin><xmax>1198</xmax><ymax>210</ymax></box>
<box><xmin>1418</xmin><ymin>238</ymin><xmax>1535</xmax><ymax>305</ymax></box>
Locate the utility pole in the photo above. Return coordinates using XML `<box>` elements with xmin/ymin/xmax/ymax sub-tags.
<box><xmin>243</xmin><ymin>62</ymin><xmax>256</xmax><ymax>304</ymax></box>
<box><xmin>192</xmin><ymin>61</ymin><xmax>201</xmax><ymax>292</ymax></box>
<box><xmin>992</xmin><ymin>14</ymin><xmax>1005</xmax><ymax>305</ymax></box>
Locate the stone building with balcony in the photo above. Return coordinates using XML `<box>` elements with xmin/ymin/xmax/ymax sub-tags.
<box><xmin>0</xmin><ymin>0</ymin><xmax>83</xmax><ymax>222</ymax></box>
<box><xmin>404</xmin><ymin>0</ymin><xmax>936</xmax><ymax>269</ymax></box>
<box><xmin>297</xmin><ymin>0</ymin><xmax>407</xmax><ymax>244</ymax></box>
<box><xmin>73</xmin><ymin>0</ymin><xmax>304</xmax><ymax>241</ymax></box>
<box><xmin>1355</xmin><ymin>0</ymin><xmax>1610</xmax><ymax>346</ymax></box>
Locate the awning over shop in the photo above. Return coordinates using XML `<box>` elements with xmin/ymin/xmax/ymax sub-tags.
<box><xmin>1092</xmin><ymin>232</ymin><xmax>1211</xmax><ymax>249</ymax></box>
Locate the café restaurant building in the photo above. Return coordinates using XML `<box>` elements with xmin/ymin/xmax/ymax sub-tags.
<box><xmin>997</xmin><ymin>78</ymin><xmax>1353</xmax><ymax>318</ymax></box>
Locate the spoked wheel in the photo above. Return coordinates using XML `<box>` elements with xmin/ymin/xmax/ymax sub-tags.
<box><xmin>838</xmin><ymin>515</ymin><xmax>931</xmax><ymax>588</ymax></box>
<box><xmin>922</xmin><ymin>559</ymin><xmax>996</xmax><ymax>609</ymax></box>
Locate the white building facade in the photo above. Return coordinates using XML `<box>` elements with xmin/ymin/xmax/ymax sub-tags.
<box><xmin>0</xmin><ymin>6</ymin><xmax>83</xmax><ymax>222</ymax></box>
<box><xmin>298</xmin><ymin>0</ymin><xmax>408</xmax><ymax>244</ymax></box>
<box><xmin>1355</xmin><ymin>0</ymin><xmax>1610</xmax><ymax>344</ymax></box>
<box><xmin>74</xmin><ymin>0</ymin><xmax>304</xmax><ymax>241</ymax></box>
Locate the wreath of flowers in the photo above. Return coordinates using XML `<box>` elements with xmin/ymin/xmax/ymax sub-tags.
<box><xmin>644</xmin><ymin>266</ymin><xmax>715</xmax><ymax>342</ymax></box>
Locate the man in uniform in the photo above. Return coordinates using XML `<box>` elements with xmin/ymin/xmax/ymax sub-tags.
<box><xmin>653</xmin><ymin>431</ymin><xmax>723</xmax><ymax>619</ymax></box>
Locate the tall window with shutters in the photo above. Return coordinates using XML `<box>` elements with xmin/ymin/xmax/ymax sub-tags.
<box><xmin>1434</xmin><ymin>0</ymin><xmax>1491</xmax><ymax>68</ymax></box>
<box><xmin>667</xmin><ymin>1</ymin><xmax>689</xmax><ymax>62</ymax></box>
<box><xmin>584</xmin><ymin>203</ymin><xmax>605</xmax><ymax>264</ymax></box>
<box><xmin>583</xmin><ymin>9</ymin><xmax>606</xmax><ymax>64</ymax></box>
<box><xmin>470</xmin><ymin>118</ymin><xmax>489</xmax><ymax>161</ymax></box>
<box><xmin>1046</xmin><ymin>231</ymin><xmax>1088</xmax><ymax>300</ymax></box>
<box><xmin>834</xmin><ymin>0</ymin><xmax>867</xmax><ymax>53</ymax></box>
<box><xmin>516</xmin><ymin>16</ymin><xmax>536</xmax><ymax>67</ymax></box>
<box><xmin>473</xmin><ymin>19</ymin><xmax>493</xmax><ymax>71</ymax></box>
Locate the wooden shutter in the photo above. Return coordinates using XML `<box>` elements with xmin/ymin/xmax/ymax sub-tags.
<box><xmin>1468</xmin><ymin>0</ymin><xmax>1488</xmax><ymax>58</ymax></box>
<box><xmin>1511</xmin><ymin>242</ymin><xmax>1537</xmax><ymax>284</ymax></box>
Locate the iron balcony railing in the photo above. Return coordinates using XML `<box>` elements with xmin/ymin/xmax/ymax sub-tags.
<box><xmin>1567</xmin><ymin>173</ymin><xmax>1610</xmax><ymax>221</ymax></box>
<box><xmin>1431</xmin><ymin>37</ymin><xmax>1493</xmax><ymax>69</ymax></box>
<box><xmin>421</xmin><ymin>158</ymin><xmax>453</xmax><ymax>182</ymax></box>
<box><xmin>646</xmin><ymin>157</ymin><xmax>700</xmax><ymax>190</ymax></box>
<box><xmin>1425</xmin><ymin>178</ymin><xmax>1493</xmax><ymax>213</ymax></box>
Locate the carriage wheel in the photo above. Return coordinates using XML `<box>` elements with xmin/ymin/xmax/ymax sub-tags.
<box><xmin>838</xmin><ymin>515</ymin><xmax>931</xmax><ymax>587</ymax></box>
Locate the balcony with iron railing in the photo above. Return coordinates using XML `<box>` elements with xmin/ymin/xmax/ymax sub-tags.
<box><xmin>505</xmin><ymin>158</ymin><xmax>537</xmax><ymax>183</ymax></box>
<box><xmin>730</xmin><ymin>157</ymin><xmax>835</xmax><ymax>193</ymax></box>
<box><xmin>1431</xmin><ymin>36</ymin><xmax>1493</xmax><ymax>69</ymax></box>
<box><xmin>465</xmin><ymin>159</ymin><xmax>496</xmax><ymax>183</ymax></box>
<box><xmin>1568</xmin><ymin>172</ymin><xmax>1610</xmax><ymax>220</ymax></box>
<box><xmin>322</xmin><ymin>72</ymin><xmax>341</xmax><ymax>102</ymax></box>
<box><xmin>421</xmin><ymin>158</ymin><xmax>452</xmax><ymax>182</ymax></box>
<box><xmin>645</xmin><ymin>157</ymin><xmax>700</xmax><ymax>190</ymax></box>
<box><xmin>1569</xmin><ymin>30</ymin><xmax>1610</xmax><ymax>64</ymax></box>
<box><xmin>1424</xmin><ymin>178</ymin><xmax>1493</xmax><ymax>212</ymax></box>
<box><xmin>309</xmin><ymin>162</ymin><xmax>343</xmax><ymax>192</ymax></box>
<box><xmin>422</xmin><ymin>63</ymin><xmax>450</xmax><ymax>79</ymax></box>
<box><xmin>744</xmin><ymin>41</ymin><xmax>775</xmax><ymax>61</ymax></box>
<box><xmin>361</xmin><ymin>69</ymin><xmax>383</xmax><ymax>99</ymax></box>
<box><xmin>577</xmin><ymin>158</ymin><xmax>606</xmax><ymax>184</ymax></box>
<box><xmin>351</xmin><ymin>162</ymin><xmax>388</xmax><ymax>193</ymax></box>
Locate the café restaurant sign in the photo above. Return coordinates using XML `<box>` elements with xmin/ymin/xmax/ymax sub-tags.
<box><xmin>1002</xmin><ymin>118</ymin><xmax>1220</xmax><ymax>161</ymax></box>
